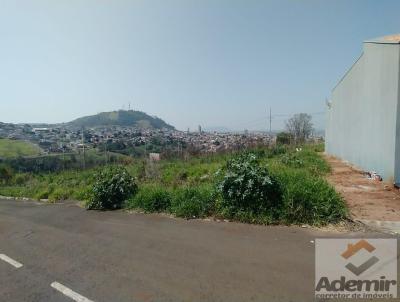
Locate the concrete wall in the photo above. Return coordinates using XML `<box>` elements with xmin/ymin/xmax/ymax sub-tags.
<box><xmin>326</xmin><ymin>42</ymin><xmax>400</xmax><ymax>182</ymax></box>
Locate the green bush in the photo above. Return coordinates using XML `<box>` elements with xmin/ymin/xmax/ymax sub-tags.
<box><xmin>0</xmin><ymin>164</ymin><xmax>14</xmax><ymax>184</ymax></box>
<box><xmin>170</xmin><ymin>186</ymin><xmax>214</xmax><ymax>219</ymax></box>
<box><xmin>216</xmin><ymin>153</ymin><xmax>283</xmax><ymax>222</ymax></box>
<box><xmin>86</xmin><ymin>166</ymin><xmax>138</xmax><ymax>210</ymax></box>
<box><xmin>274</xmin><ymin>169</ymin><xmax>347</xmax><ymax>225</ymax></box>
<box><xmin>13</xmin><ymin>173</ymin><xmax>31</xmax><ymax>185</ymax></box>
<box><xmin>126</xmin><ymin>184</ymin><xmax>172</xmax><ymax>212</ymax></box>
<box><xmin>276</xmin><ymin>132</ymin><xmax>292</xmax><ymax>145</ymax></box>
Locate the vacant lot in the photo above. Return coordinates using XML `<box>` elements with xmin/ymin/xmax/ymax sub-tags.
<box><xmin>0</xmin><ymin>139</ymin><xmax>41</xmax><ymax>158</ymax></box>
<box><xmin>0</xmin><ymin>144</ymin><xmax>347</xmax><ymax>226</ymax></box>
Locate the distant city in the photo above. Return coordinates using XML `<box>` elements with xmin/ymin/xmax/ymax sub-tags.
<box><xmin>0</xmin><ymin>120</ymin><xmax>271</xmax><ymax>156</ymax></box>
<box><xmin>0</xmin><ymin>110</ymin><xmax>324</xmax><ymax>161</ymax></box>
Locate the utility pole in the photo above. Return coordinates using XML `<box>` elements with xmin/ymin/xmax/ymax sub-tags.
<box><xmin>104</xmin><ymin>139</ymin><xmax>108</xmax><ymax>164</ymax></box>
<box><xmin>82</xmin><ymin>127</ymin><xmax>86</xmax><ymax>169</ymax></box>
<box><xmin>62</xmin><ymin>140</ymin><xmax>65</xmax><ymax>171</ymax></box>
<box><xmin>269</xmin><ymin>107</ymin><xmax>272</xmax><ymax>134</ymax></box>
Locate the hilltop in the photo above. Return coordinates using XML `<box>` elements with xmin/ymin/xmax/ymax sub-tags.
<box><xmin>67</xmin><ymin>110</ymin><xmax>175</xmax><ymax>130</ymax></box>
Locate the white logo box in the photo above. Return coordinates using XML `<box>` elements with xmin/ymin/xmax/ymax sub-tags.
<box><xmin>315</xmin><ymin>239</ymin><xmax>397</xmax><ymax>299</ymax></box>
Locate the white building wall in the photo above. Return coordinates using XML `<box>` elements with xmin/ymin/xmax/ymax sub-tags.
<box><xmin>326</xmin><ymin>42</ymin><xmax>400</xmax><ymax>182</ymax></box>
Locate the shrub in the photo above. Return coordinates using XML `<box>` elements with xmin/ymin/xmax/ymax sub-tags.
<box><xmin>216</xmin><ymin>153</ymin><xmax>283</xmax><ymax>222</ymax></box>
<box><xmin>126</xmin><ymin>184</ymin><xmax>172</xmax><ymax>212</ymax></box>
<box><xmin>274</xmin><ymin>169</ymin><xmax>347</xmax><ymax>225</ymax></box>
<box><xmin>13</xmin><ymin>173</ymin><xmax>31</xmax><ymax>185</ymax></box>
<box><xmin>86</xmin><ymin>166</ymin><xmax>138</xmax><ymax>210</ymax></box>
<box><xmin>170</xmin><ymin>186</ymin><xmax>214</xmax><ymax>219</ymax></box>
<box><xmin>276</xmin><ymin>132</ymin><xmax>292</xmax><ymax>145</ymax></box>
<box><xmin>0</xmin><ymin>164</ymin><xmax>13</xmax><ymax>184</ymax></box>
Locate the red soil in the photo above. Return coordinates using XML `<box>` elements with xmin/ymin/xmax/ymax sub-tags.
<box><xmin>325</xmin><ymin>155</ymin><xmax>400</xmax><ymax>221</ymax></box>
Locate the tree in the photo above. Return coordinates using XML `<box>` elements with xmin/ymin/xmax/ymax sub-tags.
<box><xmin>285</xmin><ymin>113</ymin><xmax>313</xmax><ymax>143</ymax></box>
<box><xmin>276</xmin><ymin>132</ymin><xmax>292</xmax><ymax>145</ymax></box>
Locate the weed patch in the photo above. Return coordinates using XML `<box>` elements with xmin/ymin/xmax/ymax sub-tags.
<box><xmin>170</xmin><ymin>185</ymin><xmax>215</xmax><ymax>219</ymax></box>
<box><xmin>273</xmin><ymin>168</ymin><xmax>347</xmax><ymax>225</ymax></box>
<box><xmin>126</xmin><ymin>184</ymin><xmax>172</xmax><ymax>212</ymax></box>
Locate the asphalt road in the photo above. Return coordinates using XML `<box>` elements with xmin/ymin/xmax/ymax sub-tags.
<box><xmin>0</xmin><ymin>199</ymin><xmax>394</xmax><ymax>302</ymax></box>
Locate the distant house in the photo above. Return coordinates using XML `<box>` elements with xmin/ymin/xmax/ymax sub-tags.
<box><xmin>326</xmin><ymin>34</ymin><xmax>400</xmax><ymax>184</ymax></box>
<box><xmin>33</xmin><ymin>128</ymin><xmax>50</xmax><ymax>133</ymax></box>
<box><xmin>149</xmin><ymin>153</ymin><xmax>160</xmax><ymax>161</ymax></box>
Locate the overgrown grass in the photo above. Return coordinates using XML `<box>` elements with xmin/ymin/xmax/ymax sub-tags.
<box><xmin>0</xmin><ymin>143</ymin><xmax>348</xmax><ymax>226</ymax></box>
<box><xmin>0</xmin><ymin>169</ymin><xmax>95</xmax><ymax>201</ymax></box>
<box><xmin>126</xmin><ymin>184</ymin><xmax>215</xmax><ymax>219</ymax></box>
<box><xmin>126</xmin><ymin>184</ymin><xmax>172</xmax><ymax>212</ymax></box>
<box><xmin>158</xmin><ymin>155</ymin><xmax>229</xmax><ymax>186</ymax></box>
<box><xmin>270</xmin><ymin>167</ymin><xmax>346</xmax><ymax>225</ymax></box>
<box><xmin>0</xmin><ymin>139</ymin><xmax>42</xmax><ymax>158</ymax></box>
<box><xmin>169</xmin><ymin>185</ymin><xmax>215</xmax><ymax>219</ymax></box>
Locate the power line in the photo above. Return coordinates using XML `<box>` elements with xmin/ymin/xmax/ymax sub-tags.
<box><xmin>271</xmin><ymin>111</ymin><xmax>325</xmax><ymax>118</ymax></box>
<box><xmin>235</xmin><ymin>111</ymin><xmax>325</xmax><ymax>129</ymax></box>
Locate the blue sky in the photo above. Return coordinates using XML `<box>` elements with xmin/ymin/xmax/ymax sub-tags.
<box><xmin>0</xmin><ymin>0</ymin><xmax>399</xmax><ymax>131</ymax></box>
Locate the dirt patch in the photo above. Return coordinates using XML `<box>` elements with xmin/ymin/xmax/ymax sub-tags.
<box><xmin>325</xmin><ymin>155</ymin><xmax>400</xmax><ymax>221</ymax></box>
<box><xmin>317</xmin><ymin>220</ymin><xmax>373</xmax><ymax>233</ymax></box>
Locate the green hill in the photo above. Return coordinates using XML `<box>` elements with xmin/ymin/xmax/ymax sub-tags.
<box><xmin>0</xmin><ymin>139</ymin><xmax>42</xmax><ymax>158</ymax></box>
<box><xmin>68</xmin><ymin>110</ymin><xmax>175</xmax><ymax>130</ymax></box>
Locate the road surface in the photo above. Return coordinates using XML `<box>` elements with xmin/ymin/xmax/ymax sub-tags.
<box><xmin>0</xmin><ymin>199</ymin><xmax>393</xmax><ymax>302</ymax></box>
